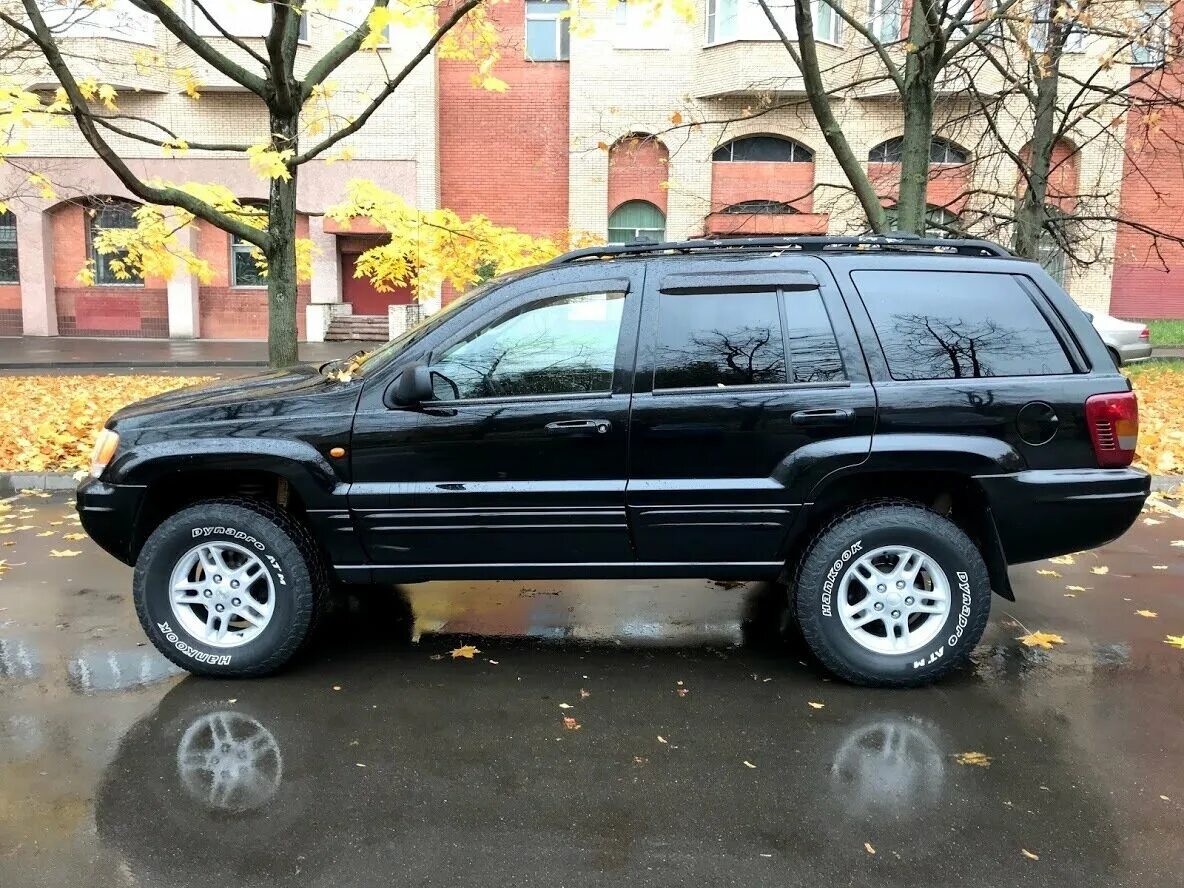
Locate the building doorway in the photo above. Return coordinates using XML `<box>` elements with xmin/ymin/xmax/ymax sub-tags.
<box><xmin>341</xmin><ymin>252</ymin><xmax>415</xmax><ymax>316</ymax></box>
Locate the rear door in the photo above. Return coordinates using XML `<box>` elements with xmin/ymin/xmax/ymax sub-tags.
<box><xmin>625</xmin><ymin>256</ymin><xmax>876</xmax><ymax>568</ymax></box>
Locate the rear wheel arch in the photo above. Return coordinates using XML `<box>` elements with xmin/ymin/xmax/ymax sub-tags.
<box><xmin>787</xmin><ymin>470</ymin><xmax>1013</xmax><ymax>601</ymax></box>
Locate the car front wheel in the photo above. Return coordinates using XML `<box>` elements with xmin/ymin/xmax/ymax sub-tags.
<box><xmin>133</xmin><ymin>498</ymin><xmax>327</xmax><ymax>678</ymax></box>
<box><xmin>793</xmin><ymin>502</ymin><xmax>992</xmax><ymax>687</ymax></box>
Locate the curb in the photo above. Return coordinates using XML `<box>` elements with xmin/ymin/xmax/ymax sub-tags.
<box><xmin>0</xmin><ymin>361</ymin><xmax>266</xmax><ymax>370</ymax></box>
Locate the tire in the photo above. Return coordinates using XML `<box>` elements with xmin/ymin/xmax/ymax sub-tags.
<box><xmin>793</xmin><ymin>502</ymin><xmax>991</xmax><ymax>687</ymax></box>
<box><xmin>133</xmin><ymin>497</ymin><xmax>327</xmax><ymax>678</ymax></box>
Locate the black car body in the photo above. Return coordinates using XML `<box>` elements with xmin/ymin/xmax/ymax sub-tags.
<box><xmin>77</xmin><ymin>236</ymin><xmax>1150</xmax><ymax>685</ymax></box>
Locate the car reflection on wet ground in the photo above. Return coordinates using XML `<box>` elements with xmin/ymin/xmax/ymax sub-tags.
<box><xmin>1</xmin><ymin>493</ymin><xmax>1182</xmax><ymax>888</ymax></box>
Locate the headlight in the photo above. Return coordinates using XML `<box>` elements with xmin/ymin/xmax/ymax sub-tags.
<box><xmin>90</xmin><ymin>429</ymin><xmax>120</xmax><ymax>479</ymax></box>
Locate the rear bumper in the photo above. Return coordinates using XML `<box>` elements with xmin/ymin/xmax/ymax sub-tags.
<box><xmin>76</xmin><ymin>477</ymin><xmax>147</xmax><ymax>566</ymax></box>
<box><xmin>975</xmin><ymin>468</ymin><xmax>1150</xmax><ymax>564</ymax></box>
<box><xmin>1116</xmin><ymin>341</ymin><xmax>1153</xmax><ymax>364</ymax></box>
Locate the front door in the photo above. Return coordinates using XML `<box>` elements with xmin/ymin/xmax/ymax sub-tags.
<box><xmin>341</xmin><ymin>252</ymin><xmax>414</xmax><ymax>316</ymax></box>
<box><xmin>625</xmin><ymin>257</ymin><xmax>876</xmax><ymax>568</ymax></box>
<box><xmin>349</xmin><ymin>265</ymin><xmax>644</xmax><ymax>573</ymax></box>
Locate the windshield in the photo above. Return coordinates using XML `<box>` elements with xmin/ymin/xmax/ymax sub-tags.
<box><xmin>350</xmin><ymin>270</ymin><xmax>531</xmax><ymax>375</ymax></box>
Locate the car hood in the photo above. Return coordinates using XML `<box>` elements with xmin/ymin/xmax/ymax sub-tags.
<box><xmin>108</xmin><ymin>365</ymin><xmax>356</xmax><ymax>427</ymax></box>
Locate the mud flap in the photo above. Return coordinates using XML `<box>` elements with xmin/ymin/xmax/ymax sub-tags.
<box><xmin>982</xmin><ymin>506</ymin><xmax>1014</xmax><ymax>601</ymax></box>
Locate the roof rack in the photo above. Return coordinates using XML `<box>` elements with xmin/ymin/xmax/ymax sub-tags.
<box><xmin>549</xmin><ymin>234</ymin><xmax>1013</xmax><ymax>265</ymax></box>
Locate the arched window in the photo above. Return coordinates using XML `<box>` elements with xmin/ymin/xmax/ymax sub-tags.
<box><xmin>713</xmin><ymin>135</ymin><xmax>814</xmax><ymax>163</ymax></box>
<box><xmin>720</xmin><ymin>200</ymin><xmax>797</xmax><ymax>215</ymax></box>
<box><xmin>882</xmin><ymin>205</ymin><xmax>961</xmax><ymax>237</ymax></box>
<box><xmin>868</xmin><ymin>137</ymin><xmax>969</xmax><ymax>165</ymax></box>
<box><xmin>0</xmin><ymin>210</ymin><xmax>17</xmax><ymax>284</ymax></box>
<box><xmin>608</xmin><ymin>200</ymin><xmax>666</xmax><ymax>244</ymax></box>
<box><xmin>1038</xmin><ymin>206</ymin><xmax>1068</xmax><ymax>285</ymax></box>
<box><xmin>88</xmin><ymin>200</ymin><xmax>142</xmax><ymax>286</ymax></box>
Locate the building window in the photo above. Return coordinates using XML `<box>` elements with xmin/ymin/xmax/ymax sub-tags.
<box><xmin>721</xmin><ymin>200</ymin><xmax>796</xmax><ymax>214</ymax></box>
<box><xmin>1029</xmin><ymin>0</ymin><xmax>1085</xmax><ymax>53</ymax></box>
<box><xmin>1132</xmin><ymin>2</ymin><xmax>1169</xmax><ymax>66</ymax></box>
<box><xmin>713</xmin><ymin>135</ymin><xmax>814</xmax><ymax>162</ymax></box>
<box><xmin>868</xmin><ymin>0</ymin><xmax>901</xmax><ymax>42</ymax></box>
<box><xmin>298</xmin><ymin>11</ymin><xmax>309</xmax><ymax>42</ymax></box>
<box><xmin>613</xmin><ymin>0</ymin><xmax>668</xmax><ymax>48</ymax></box>
<box><xmin>608</xmin><ymin>200</ymin><xmax>666</xmax><ymax>243</ymax></box>
<box><xmin>868</xmin><ymin>137</ymin><xmax>969</xmax><ymax>165</ymax></box>
<box><xmin>231</xmin><ymin>234</ymin><xmax>266</xmax><ymax>287</ymax></box>
<box><xmin>705</xmin><ymin>0</ymin><xmax>842</xmax><ymax>45</ymax></box>
<box><xmin>526</xmin><ymin>0</ymin><xmax>570</xmax><ymax>61</ymax></box>
<box><xmin>0</xmin><ymin>211</ymin><xmax>17</xmax><ymax>284</ymax></box>
<box><xmin>882</xmin><ymin>206</ymin><xmax>961</xmax><ymax>237</ymax></box>
<box><xmin>88</xmin><ymin>202</ymin><xmax>142</xmax><ymax>286</ymax></box>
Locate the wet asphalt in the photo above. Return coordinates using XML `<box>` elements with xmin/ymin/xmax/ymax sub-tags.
<box><xmin>1</xmin><ymin>493</ymin><xmax>1182</xmax><ymax>888</ymax></box>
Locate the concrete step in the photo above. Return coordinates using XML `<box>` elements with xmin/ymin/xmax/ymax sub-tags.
<box><xmin>324</xmin><ymin>314</ymin><xmax>389</xmax><ymax>342</ymax></box>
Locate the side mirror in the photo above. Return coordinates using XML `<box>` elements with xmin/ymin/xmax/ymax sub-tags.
<box><xmin>390</xmin><ymin>363</ymin><xmax>434</xmax><ymax>406</ymax></box>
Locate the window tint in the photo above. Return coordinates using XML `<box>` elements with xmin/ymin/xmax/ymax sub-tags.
<box><xmin>854</xmin><ymin>270</ymin><xmax>1072</xmax><ymax>379</ymax></box>
<box><xmin>785</xmin><ymin>291</ymin><xmax>846</xmax><ymax>383</ymax></box>
<box><xmin>0</xmin><ymin>210</ymin><xmax>17</xmax><ymax>284</ymax></box>
<box><xmin>431</xmin><ymin>291</ymin><xmax>624</xmax><ymax>400</ymax></box>
<box><xmin>654</xmin><ymin>291</ymin><xmax>786</xmax><ymax>389</ymax></box>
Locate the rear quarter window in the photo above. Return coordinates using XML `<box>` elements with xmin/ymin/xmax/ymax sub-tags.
<box><xmin>852</xmin><ymin>270</ymin><xmax>1073</xmax><ymax>380</ymax></box>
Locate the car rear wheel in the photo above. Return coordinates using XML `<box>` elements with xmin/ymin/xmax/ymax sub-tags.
<box><xmin>793</xmin><ymin>502</ymin><xmax>992</xmax><ymax>687</ymax></box>
<box><xmin>133</xmin><ymin>498</ymin><xmax>327</xmax><ymax>678</ymax></box>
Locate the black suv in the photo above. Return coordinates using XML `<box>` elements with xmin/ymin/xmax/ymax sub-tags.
<box><xmin>77</xmin><ymin>236</ymin><xmax>1150</xmax><ymax>686</ymax></box>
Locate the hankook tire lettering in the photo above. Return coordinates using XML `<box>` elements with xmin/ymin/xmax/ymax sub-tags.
<box><xmin>821</xmin><ymin>540</ymin><xmax>863</xmax><ymax>618</ymax></box>
<box><xmin>157</xmin><ymin>620</ymin><xmax>232</xmax><ymax>666</ymax></box>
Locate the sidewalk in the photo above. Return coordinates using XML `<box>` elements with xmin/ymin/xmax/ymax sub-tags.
<box><xmin>0</xmin><ymin>336</ymin><xmax>382</xmax><ymax>369</ymax></box>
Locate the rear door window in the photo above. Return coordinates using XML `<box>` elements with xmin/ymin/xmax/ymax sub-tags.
<box><xmin>654</xmin><ymin>290</ymin><xmax>786</xmax><ymax>389</ymax></box>
<box><xmin>853</xmin><ymin>270</ymin><xmax>1072</xmax><ymax>379</ymax></box>
<box><xmin>784</xmin><ymin>291</ymin><xmax>847</xmax><ymax>383</ymax></box>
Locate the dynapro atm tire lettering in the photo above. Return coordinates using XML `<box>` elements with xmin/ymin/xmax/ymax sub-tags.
<box><xmin>189</xmin><ymin>527</ymin><xmax>286</xmax><ymax>586</ymax></box>
<box><xmin>821</xmin><ymin>541</ymin><xmax>863</xmax><ymax>618</ymax></box>
<box><xmin>913</xmin><ymin>570</ymin><xmax>974</xmax><ymax>669</ymax></box>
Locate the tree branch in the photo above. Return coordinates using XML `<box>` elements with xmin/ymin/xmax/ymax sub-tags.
<box><xmin>302</xmin><ymin>0</ymin><xmax>392</xmax><ymax>101</ymax></box>
<box><xmin>296</xmin><ymin>0</ymin><xmax>481</xmax><ymax>164</ymax></box>
<box><xmin>124</xmin><ymin>0</ymin><xmax>268</xmax><ymax>96</ymax></box>
<box><xmin>8</xmin><ymin>2</ymin><xmax>269</xmax><ymax>248</ymax></box>
<box><xmin>189</xmin><ymin>0</ymin><xmax>270</xmax><ymax>69</ymax></box>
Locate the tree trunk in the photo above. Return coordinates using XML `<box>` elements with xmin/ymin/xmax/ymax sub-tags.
<box><xmin>895</xmin><ymin>4</ymin><xmax>938</xmax><ymax>235</ymax></box>
<box><xmin>267</xmin><ymin>115</ymin><xmax>300</xmax><ymax>369</ymax></box>
<box><xmin>1014</xmin><ymin>68</ymin><xmax>1060</xmax><ymax>260</ymax></box>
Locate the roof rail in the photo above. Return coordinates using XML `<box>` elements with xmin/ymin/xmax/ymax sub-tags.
<box><xmin>549</xmin><ymin>234</ymin><xmax>1012</xmax><ymax>265</ymax></box>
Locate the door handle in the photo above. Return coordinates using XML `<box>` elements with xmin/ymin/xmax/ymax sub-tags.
<box><xmin>545</xmin><ymin>419</ymin><xmax>612</xmax><ymax>435</ymax></box>
<box><xmin>791</xmin><ymin>408</ymin><xmax>855</xmax><ymax>426</ymax></box>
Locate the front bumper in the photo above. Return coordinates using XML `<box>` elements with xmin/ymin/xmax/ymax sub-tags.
<box><xmin>975</xmin><ymin>468</ymin><xmax>1150</xmax><ymax>564</ymax></box>
<box><xmin>76</xmin><ymin>477</ymin><xmax>148</xmax><ymax>566</ymax></box>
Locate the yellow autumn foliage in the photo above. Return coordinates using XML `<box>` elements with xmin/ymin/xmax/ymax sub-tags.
<box><xmin>0</xmin><ymin>376</ymin><xmax>214</xmax><ymax>474</ymax></box>
<box><xmin>1128</xmin><ymin>365</ymin><xmax>1184</xmax><ymax>475</ymax></box>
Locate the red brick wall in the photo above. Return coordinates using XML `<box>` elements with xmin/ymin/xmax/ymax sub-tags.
<box><xmin>1112</xmin><ymin>62</ymin><xmax>1184</xmax><ymax>319</ymax></box>
<box><xmin>438</xmin><ymin>0</ymin><xmax>570</xmax><ymax>238</ymax></box>
<box><xmin>0</xmin><ymin>283</ymin><xmax>22</xmax><ymax>335</ymax></box>
<box><xmin>608</xmin><ymin>136</ymin><xmax>669</xmax><ymax>215</ymax></box>
<box><xmin>869</xmin><ymin>163</ymin><xmax>970</xmax><ymax>215</ymax></box>
<box><xmin>195</xmin><ymin>214</ymin><xmax>311</xmax><ymax>339</ymax></box>
<box><xmin>710</xmin><ymin>161</ymin><xmax>816</xmax><ymax>213</ymax></box>
<box><xmin>51</xmin><ymin>202</ymin><xmax>170</xmax><ymax>337</ymax></box>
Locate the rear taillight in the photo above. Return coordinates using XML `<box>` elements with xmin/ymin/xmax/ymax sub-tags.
<box><xmin>1085</xmin><ymin>391</ymin><xmax>1139</xmax><ymax>468</ymax></box>
<box><xmin>1139</xmin><ymin>326</ymin><xmax>1150</xmax><ymax>341</ymax></box>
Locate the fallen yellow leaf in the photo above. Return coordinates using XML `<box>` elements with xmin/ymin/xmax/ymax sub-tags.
<box><xmin>450</xmin><ymin>645</ymin><xmax>480</xmax><ymax>659</ymax></box>
<box><xmin>807</xmin><ymin>701</ymin><xmax>825</xmax><ymax>709</ymax></box>
<box><xmin>1019</xmin><ymin>631</ymin><xmax>1066</xmax><ymax>649</ymax></box>
<box><xmin>562</xmin><ymin>716</ymin><xmax>580</xmax><ymax>731</ymax></box>
<box><xmin>1135</xmin><ymin>609</ymin><xmax>1159</xmax><ymax>618</ymax></box>
<box><xmin>864</xmin><ymin>842</ymin><xmax>876</xmax><ymax>855</ymax></box>
<box><xmin>1036</xmin><ymin>569</ymin><xmax>1061</xmax><ymax>577</ymax></box>
<box><xmin>1090</xmin><ymin>566</ymin><xmax>1110</xmax><ymax>575</ymax></box>
<box><xmin>1152</xmin><ymin>565</ymin><xmax>1168</xmax><ymax>570</ymax></box>
<box><xmin>1065</xmin><ymin>585</ymin><xmax>1088</xmax><ymax>592</ymax></box>
<box><xmin>743</xmin><ymin>760</ymin><xmax>756</xmax><ymax>769</ymax></box>
<box><xmin>1165</xmin><ymin>635</ymin><xmax>1184</xmax><ymax>650</ymax></box>
<box><xmin>36</xmin><ymin>531</ymin><xmax>54</xmax><ymax>537</ymax></box>
<box><xmin>62</xmin><ymin>532</ymin><xmax>87</xmax><ymax>541</ymax></box>
<box><xmin>1048</xmin><ymin>555</ymin><xmax>1075</xmax><ymax>565</ymax></box>
<box><xmin>1021</xmin><ymin>849</ymin><xmax>1040</xmax><ymax>861</ymax></box>
<box><xmin>48</xmin><ymin>549</ymin><xmax>81</xmax><ymax>558</ymax></box>
<box><xmin>953</xmin><ymin>751</ymin><xmax>992</xmax><ymax>767</ymax></box>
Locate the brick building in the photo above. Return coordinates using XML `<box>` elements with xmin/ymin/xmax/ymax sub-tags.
<box><xmin>1</xmin><ymin>0</ymin><xmax>1182</xmax><ymax>344</ymax></box>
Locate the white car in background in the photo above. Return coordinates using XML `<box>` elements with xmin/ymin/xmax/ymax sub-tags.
<box><xmin>1087</xmin><ymin>313</ymin><xmax>1152</xmax><ymax>367</ymax></box>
